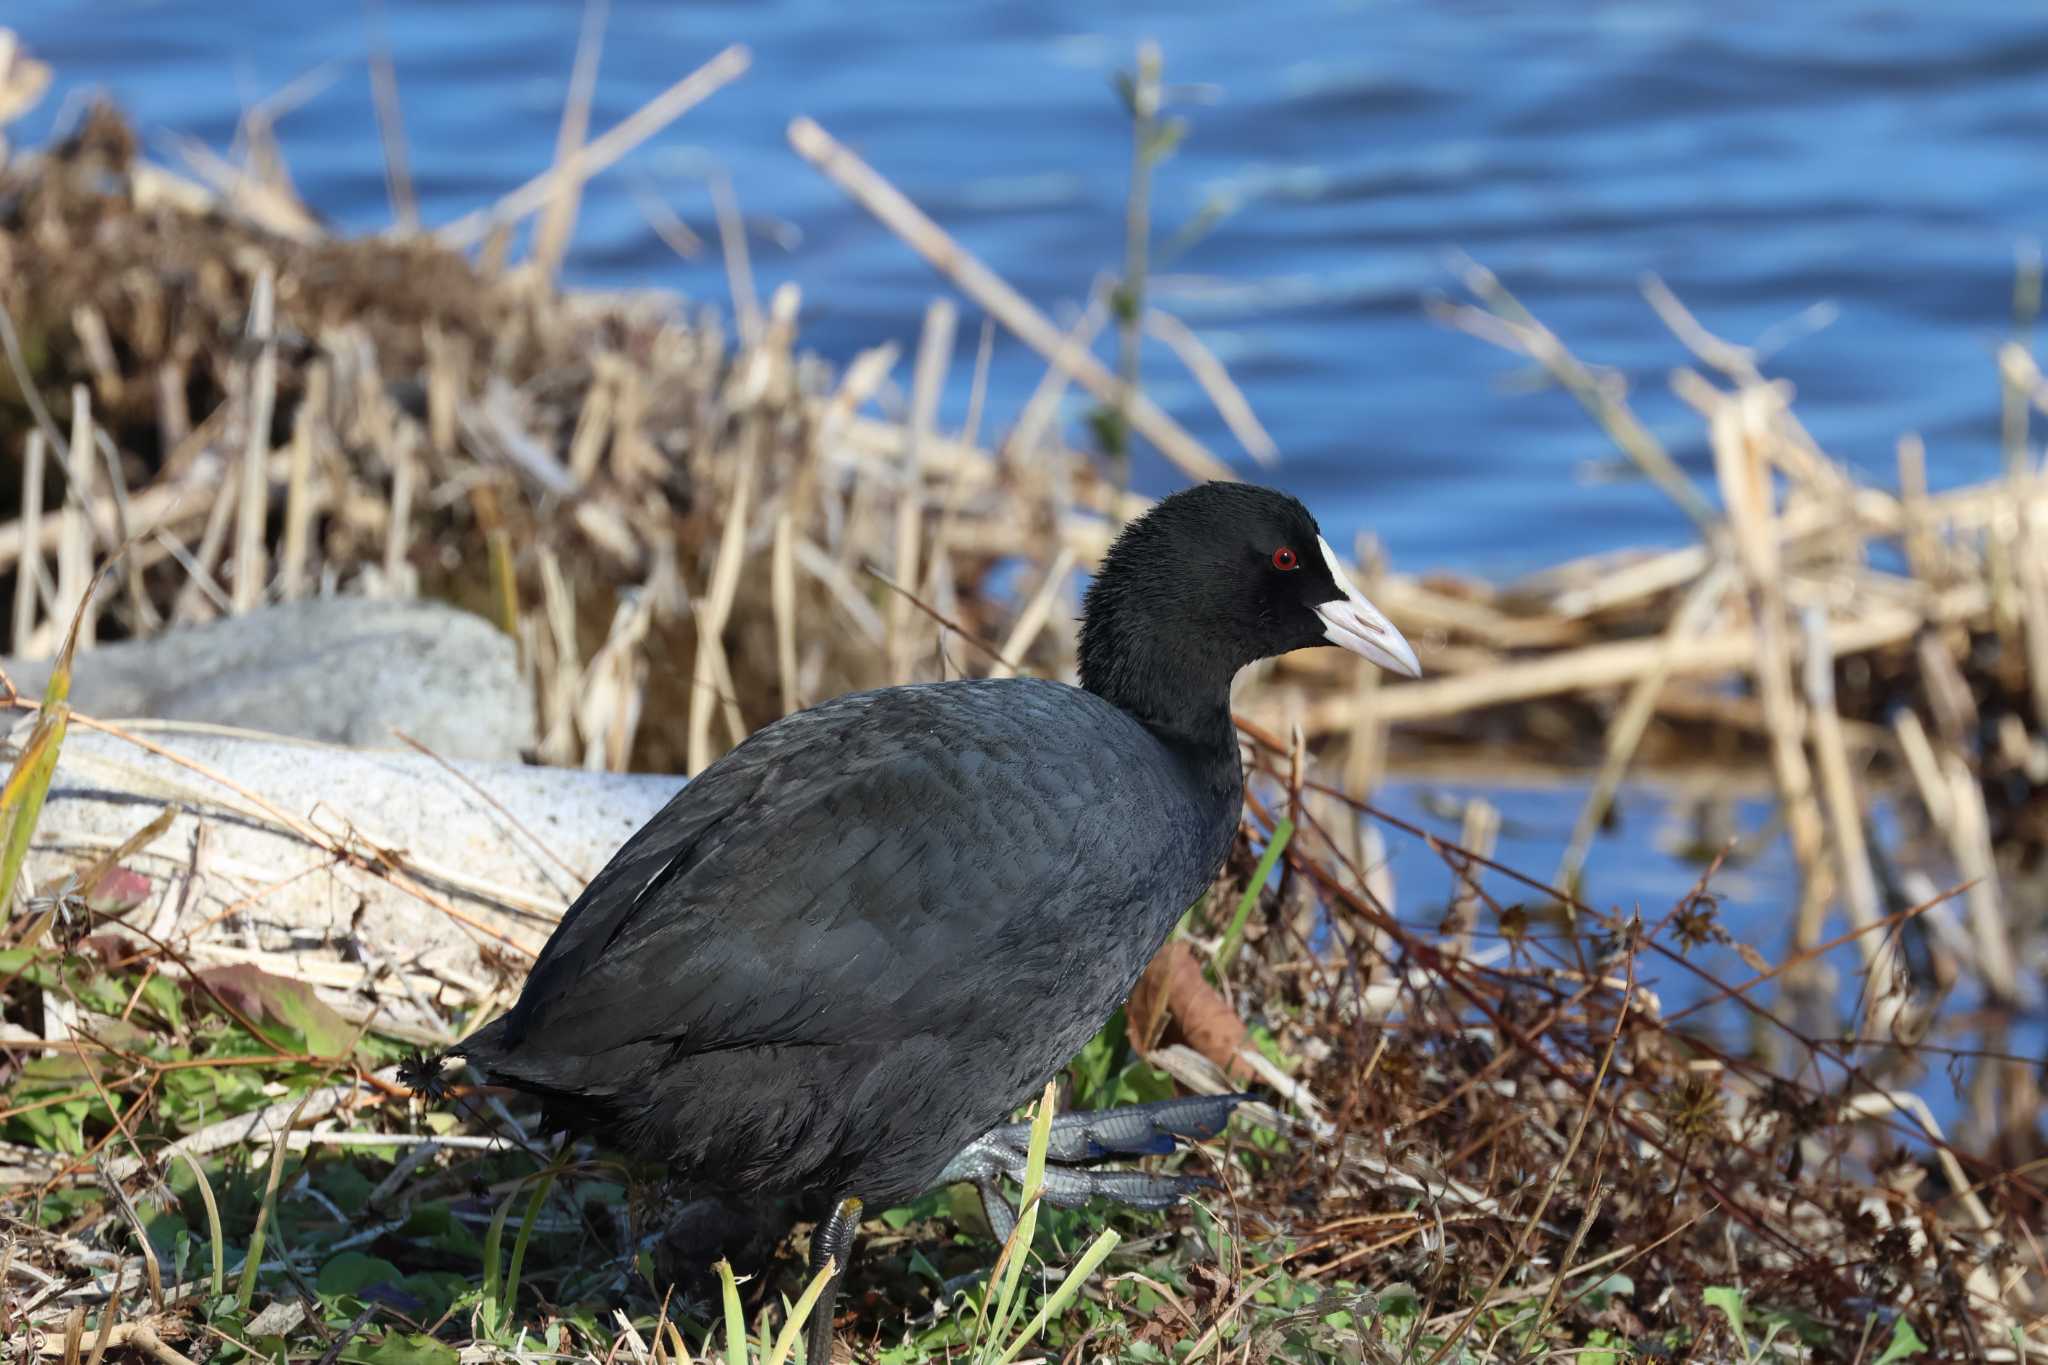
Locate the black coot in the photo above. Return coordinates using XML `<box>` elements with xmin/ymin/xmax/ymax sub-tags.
<box><xmin>431</xmin><ymin>482</ymin><xmax>1418</xmax><ymax>1358</ymax></box>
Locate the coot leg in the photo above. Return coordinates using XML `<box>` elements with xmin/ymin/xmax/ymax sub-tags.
<box><xmin>804</xmin><ymin>1195</ymin><xmax>861</xmax><ymax>1364</ymax></box>
<box><xmin>938</xmin><ymin>1094</ymin><xmax>1250</xmax><ymax>1238</ymax></box>
<box><xmin>940</xmin><ymin>1094</ymin><xmax>1248</xmax><ymax>1176</ymax></box>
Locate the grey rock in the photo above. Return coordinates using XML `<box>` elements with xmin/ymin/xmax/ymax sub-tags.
<box><xmin>34</xmin><ymin>727</ymin><xmax>681</xmax><ymax>1033</ymax></box>
<box><xmin>4</xmin><ymin>598</ymin><xmax>535</xmax><ymax>762</ymax></box>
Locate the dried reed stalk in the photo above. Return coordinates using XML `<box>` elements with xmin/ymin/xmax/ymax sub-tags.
<box><xmin>1298</xmin><ymin>584</ymin><xmax>1984</xmax><ymax>733</ymax></box>
<box><xmin>771</xmin><ymin>508</ymin><xmax>799</xmax><ymax>716</ymax></box>
<box><xmin>1799</xmin><ymin>605</ymin><xmax>1904</xmax><ymax>1026</ymax></box>
<box><xmin>381</xmin><ymin>423</ymin><xmax>418</xmax><ymax>597</ymax></box>
<box><xmin>532</xmin><ymin>0</ymin><xmax>609</xmax><ymax>280</ymax></box>
<box><xmin>990</xmin><ymin>548</ymin><xmax>1076</xmax><ymax>681</ymax></box>
<box><xmin>1943</xmin><ymin>754</ymin><xmax>2018</xmax><ymax>1005</ymax></box>
<box><xmin>709</xmin><ymin>170</ymin><xmax>760</xmax><ymax>349</ymax></box>
<box><xmin>1709</xmin><ymin>388</ymin><xmax>1827</xmax><ymax>940</ymax></box>
<box><xmin>57</xmin><ymin>390</ymin><xmax>97</xmax><ymax>651</ymax></box>
<box><xmin>687</xmin><ymin>449</ymin><xmax>753</xmax><ymax>775</ymax></box>
<box><xmin>12</xmin><ymin>431</ymin><xmax>44</xmax><ymax>653</ymax></box>
<box><xmin>1554</xmin><ymin>562</ymin><xmax>1733</xmax><ymax>893</ymax></box>
<box><xmin>891</xmin><ymin>299</ymin><xmax>956</xmax><ymax>683</ymax></box>
<box><xmin>1442</xmin><ymin>256</ymin><xmax>1716</xmax><ymax>530</ymax></box>
<box><xmin>231</xmin><ymin>268</ymin><xmax>278</xmax><ymax>615</ymax></box>
<box><xmin>364</xmin><ymin>0</ymin><xmax>418</xmax><ymax>233</ymax></box>
<box><xmin>440</xmin><ymin>45</ymin><xmax>751</xmax><ymax>250</ymax></box>
<box><xmin>279</xmin><ymin>364</ymin><xmax>326</xmax><ymax>602</ymax></box>
<box><xmin>1446</xmin><ymin>798</ymin><xmax>1497</xmax><ymax>957</ymax></box>
<box><xmin>1890</xmin><ymin>709</ymin><xmax>1953</xmax><ymax>836</ymax></box>
<box><xmin>1143</xmin><ymin>309</ymin><xmax>1277</xmax><ymax>464</ymax></box>
<box><xmin>788</xmin><ymin>116</ymin><xmax>1233</xmax><ymax>483</ymax></box>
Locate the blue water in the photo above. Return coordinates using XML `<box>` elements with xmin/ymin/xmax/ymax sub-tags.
<box><xmin>8</xmin><ymin>3</ymin><xmax>2040</xmax><ymax>1090</ymax></box>
<box><xmin>14</xmin><ymin>1</ymin><xmax>2045</xmax><ymax>578</ymax></box>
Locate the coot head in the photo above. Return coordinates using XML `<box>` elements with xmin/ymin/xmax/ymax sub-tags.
<box><xmin>1080</xmin><ymin>483</ymin><xmax>1419</xmax><ymax>740</ymax></box>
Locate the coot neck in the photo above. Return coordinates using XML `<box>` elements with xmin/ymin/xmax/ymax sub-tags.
<box><xmin>1077</xmin><ymin>607</ymin><xmax>1244</xmax><ymax>774</ymax></box>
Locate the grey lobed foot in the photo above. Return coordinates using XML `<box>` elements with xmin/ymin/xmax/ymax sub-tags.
<box><xmin>935</xmin><ymin>1094</ymin><xmax>1249</xmax><ymax>1245</ymax></box>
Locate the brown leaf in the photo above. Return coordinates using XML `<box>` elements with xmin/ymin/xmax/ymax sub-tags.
<box><xmin>1126</xmin><ymin>940</ymin><xmax>1249</xmax><ymax>1080</ymax></box>
<box><xmin>1183</xmin><ymin>1260</ymin><xmax>1233</xmax><ymax>1313</ymax></box>
<box><xmin>1130</xmin><ymin>1305</ymin><xmax>1179</xmax><ymax>1351</ymax></box>
<box><xmin>1126</xmin><ymin>942</ymin><xmax>1179</xmax><ymax>1055</ymax></box>
<box><xmin>85</xmin><ymin>866</ymin><xmax>153</xmax><ymax>916</ymax></box>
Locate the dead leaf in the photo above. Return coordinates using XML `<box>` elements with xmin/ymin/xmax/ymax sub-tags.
<box><xmin>84</xmin><ymin>867</ymin><xmax>153</xmax><ymax>917</ymax></box>
<box><xmin>1127</xmin><ymin>940</ymin><xmax>1249</xmax><ymax>1080</ymax></box>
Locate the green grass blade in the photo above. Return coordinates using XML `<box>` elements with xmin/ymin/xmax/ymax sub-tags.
<box><xmin>480</xmin><ymin>1183</ymin><xmax>518</xmax><ymax>1336</ymax></box>
<box><xmin>994</xmin><ymin>1228</ymin><xmax>1121</xmax><ymax>1365</ymax></box>
<box><xmin>0</xmin><ymin>564</ymin><xmax>99</xmax><ymax>918</ymax></box>
<box><xmin>763</xmin><ymin>1255</ymin><xmax>838</xmax><ymax>1365</ymax></box>
<box><xmin>38</xmin><ymin>587</ymin><xmax>85</xmax><ymax>712</ymax></box>
<box><xmin>1212</xmin><ymin>817</ymin><xmax>1293</xmax><ymax>980</ymax></box>
<box><xmin>171</xmin><ymin>1149</ymin><xmax>225</xmax><ymax>1298</ymax></box>
<box><xmin>499</xmin><ymin>1171</ymin><xmax>555</xmax><ymax>1337</ymax></box>
<box><xmin>980</xmin><ymin>1081</ymin><xmax>1056</xmax><ymax>1355</ymax></box>
<box><xmin>715</xmin><ymin>1258</ymin><xmax>748</xmax><ymax>1365</ymax></box>
<box><xmin>235</xmin><ymin>1094</ymin><xmax>308</xmax><ymax>1312</ymax></box>
<box><xmin>0</xmin><ymin>703</ymin><xmax>68</xmax><ymax>916</ymax></box>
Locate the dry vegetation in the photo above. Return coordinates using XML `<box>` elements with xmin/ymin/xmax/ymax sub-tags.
<box><xmin>0</xmin><ymin>29</ymin><xmax>2044</xmax><ymax>1363</ymax></box>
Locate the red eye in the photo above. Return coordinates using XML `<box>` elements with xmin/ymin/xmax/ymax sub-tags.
<box><xmin>1272</xmin><ymin>546</ymin><xmax>1299</xmax><ymax>571</ymax></box>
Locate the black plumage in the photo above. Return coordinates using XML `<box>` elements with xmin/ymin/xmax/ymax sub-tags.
<box><xmin>458</xmin><ymin>677</ymin><xmax>1232</xmax><ymax>1204</ymax></box>
<box><xmin>436</xmin><ymin>482</ymin><xmax>1420</xmax><ymax>1355</ymax></box>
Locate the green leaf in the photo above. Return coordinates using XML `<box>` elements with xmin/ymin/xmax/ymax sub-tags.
<box><xmin>318</xmin><ymin>1252</ymin><xmax>404</xmax><ymax>1298</ymax></box>
<box><xmin>398</xmin><ymin>1271</ymin><xmax>473</xmax><ymax>1322</ymax></box>
<box><xmin>315</xmin><ymin>1162</ymin><xmax>374</xmax><ymax>1210</ymax></box>
<box><xmin>0</xmin><ymin>700</ymin><xmax>68</xmax><ymax>916</ymax></box>
<box><xmin>1580</xmin><ymin>1272</ymin><xmax>1634</xmax><ymax>1310</ymax></box>
<box><xmin>194</xmin><ymin>963</ymin><xmax>353</xmax><ymax>1056</ymax></box>
<box><xmin>907</xmin><ymin>1249</ymin><xmax>944</xmax><ymax>1288</ymax></box>
<box><xmin>764</xmin><ymin>1251</ymin><xmax>840</xmax><ymax>1365</ymax></box>
<box><xmin>1086</xmin><ymin>405</ymin><xmax>1129</xmax><ymax>461</ymax></box>
<box><xmin>1583</xmin><ymin>1329</ymin><xmax>1623</xmax><ymax>1365</ymax></box>
<box><xmin>1108</xmin><ymin>283</ymin><xmax>1140</xmax><ymax>324</ymax></box>
<box><xmin>140</xmin><ymin>973</ymin><xmax>185</xmax><ymax>1030</ymax></box>
<box><xmin>345</xmin><ymin>1331</ymin><xmax>460</xmax><ymax>1365</ymax></box>
<box><xmin>1703</xmin><ymin>1286</ymin><xmax>1748</xmax><ymax>1346</ymax></box>
<box><xmin>1873</xmin><ymin>1315</ymin><xmax>1927</xmax><ymax>1364</ymax></box>
<box><xmin>1374</xmin><ymin>1282</ymin><xmax>1420</xmax><ymax>1318</ymax></box>
<box><xmin>169</xmin><ymin>1149</ymin><xmax>224</xmax><ymax>1298</ymax></box>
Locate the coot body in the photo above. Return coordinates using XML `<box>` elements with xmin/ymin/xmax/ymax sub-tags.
<box><xmin>440</xmin><ymin>482</ymin><xmax>1418</xmax><ymax>1355</ymax></box>
<box><xmin>457</xmin><ymin>676</ymin><xmax>1236</xmax><ymax>1205</ymax></box>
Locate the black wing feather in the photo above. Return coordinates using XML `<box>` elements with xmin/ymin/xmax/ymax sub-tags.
<box><xmin>463</xmin><ymin>678</ymin><xmax>1217</xmax><ymax>1089</ymax></box>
